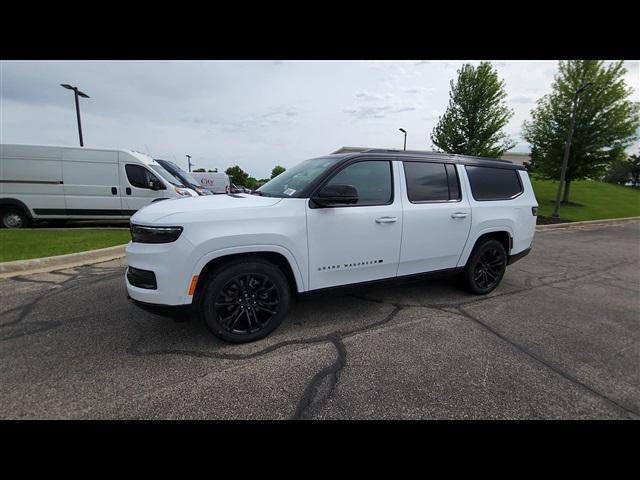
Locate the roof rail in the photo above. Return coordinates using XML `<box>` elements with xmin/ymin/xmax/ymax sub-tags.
<box><xmin>332</xmin><ymin>147</ymin><xmax>512</xmax><ymax>163</ymax></box>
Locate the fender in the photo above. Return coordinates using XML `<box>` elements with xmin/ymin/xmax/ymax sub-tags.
<box><xmin>457</xmin><ymin>225</ymin><xmax>514</xmax><ymax>268</ymax></box>
<box><xmin>190</xmin><ymin>244</ymin><xmax>307</xmax><ymax>293</ymax></box>
<box><xmin>0</xmin><ymin>198</ymin><xmax>34</xmax><ymax>219</ymax></box>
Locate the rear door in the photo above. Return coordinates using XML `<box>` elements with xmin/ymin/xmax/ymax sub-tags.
<box><xmin>306</xmin><ymin>157</ymin><xmax>403</xmax><ymax>290</ymax></box>
<box><xmin>397</xmin><ymin>160</ymin><xmax>472</xmax><ymax>275</ymax></box>
<box><xmin>62</xmin><ymin>148</ymin><xmax>124</xmax><ymax>217</ymax></box>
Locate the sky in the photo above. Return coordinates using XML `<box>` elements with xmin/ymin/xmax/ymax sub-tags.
<box><xmin>1</xmin><ymin>60</ymin><xmax>638</xmax><ymax>179</ymax></box>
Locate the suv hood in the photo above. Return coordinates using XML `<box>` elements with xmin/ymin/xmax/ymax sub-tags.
<box><xmin>131</xmin><ymin>194</ymin><xmax>283</xmax><ymax>224</ymax></box>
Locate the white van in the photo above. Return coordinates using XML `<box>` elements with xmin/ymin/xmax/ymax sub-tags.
<box><xmin>190</xmin><ymin>172</ymin><xmax>230</xmax><ymax>194</ymax></box>
<box><xmin>0</xmin><ymin>144</ymin><xmax>198</xmax><ymax>228</ymax></box>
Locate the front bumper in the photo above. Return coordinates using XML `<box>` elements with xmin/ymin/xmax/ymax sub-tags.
<box><xmin>125</xmin><ymin>235</ymin><xmax>196</xmax><ymax>306</ymax></box>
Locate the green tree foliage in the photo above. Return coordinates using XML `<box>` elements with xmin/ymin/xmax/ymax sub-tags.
<box><xmin>225</xmin><ymin>165</ymin><xmax>250</xmax><ymax>186</ymax></box>
<box><xmin>606</xmin><ymin>152</ymin><xmax>640</xmax><ymax>186</ymax></box>
<box><xmin>271</xmin><ymin>165</ymin><xmax>286</xmax><ymax>179</ymax></box>
<box><xmin>431</xmin><ymin>62</ymin><xmax>515</xmax><ymax>157</ymax></box>
<box><xmin>523</xmin><ymin>60</ymin><xmax>640</xmax><ymax>201</ymax></box>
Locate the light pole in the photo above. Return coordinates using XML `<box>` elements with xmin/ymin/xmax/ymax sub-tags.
<box><xmin>186</xmin><ymin>155</ymin><xmax>192</xmax><ymax>172</ymax></box>
<box><xmin>399</xmin><ymin>128</ymin><xmax>407</xmax><ymax>151</ymax></box>
<box><xmin>551</xmin><ymin>82</ymin><xmax>593</xmax><ymax>218</ymax></box>
<box><xmin>60</xmin><ymin>84</ymin><xmax>89</xmax><ymax>146</ymax></box>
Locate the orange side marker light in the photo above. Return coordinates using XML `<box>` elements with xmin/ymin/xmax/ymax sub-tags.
<box><xmin>188</xmin><ymin>275</ymin><xmax>199</xmax><ymax>296</ymax></box>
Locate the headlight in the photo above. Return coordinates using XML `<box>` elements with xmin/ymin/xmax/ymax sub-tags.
<box><xmin>130</xmin><ymin>224</ymin><xmax>183</xmax><ymax>243</ymax></box>
<box><xmin>175</xmin><ymin>187</ymin><xmax>193</xmax><ymax>196</ymax></box>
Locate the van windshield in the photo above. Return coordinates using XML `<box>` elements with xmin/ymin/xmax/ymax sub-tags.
<box><xmin>149</xmin><ymin>164</ymin><xmax>184</xmax><ymax>187</ymax></box>
<box><xmin>160</xmin><ymin>160</ymin><xmax>201</xmax><ymax>187</ymax></box>
<box><xmin>256</xmin><ymin>156</ymin><xmax>342</xmax><ymax>197</ymax></box>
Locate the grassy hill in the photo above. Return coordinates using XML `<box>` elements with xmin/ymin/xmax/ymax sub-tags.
<box><xmin>531</xmin><ymin>179</ymin><xmax>640</xmax><ymax>221</ymax></box>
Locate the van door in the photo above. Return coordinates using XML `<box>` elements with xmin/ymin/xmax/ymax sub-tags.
<box><xmin>397</xmin><ymin>161</ymin><xmax>472</xmax><ymax>275</ymax></box>
<box><xmin>120</xmin><ymin>162</ymin><xmax>168</xmax><ymax>214</ymax></box>
<box><xmin>62</xmin><ymin>148</ymin><xmax>124</xmax><ymax>217</ymax></box>
<box><xmin>306</xmin><ymin>158</ymin><xmax>403</xmax><ymax>290</ymax></box>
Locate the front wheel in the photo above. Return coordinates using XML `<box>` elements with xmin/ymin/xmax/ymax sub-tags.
<box><xmin>200</xmin><ymin>259</ymin><xmax>291</xmax><ymax>343</ymax></box>
<box><xmin>460</xmin><ymin>238</ymin><xmax>507</xmax><ymax>295</ymax></box>
<box><xmin>1</xmin><ymin>207</ymin><xmax>31</xmax><ymax>229</ymax></box>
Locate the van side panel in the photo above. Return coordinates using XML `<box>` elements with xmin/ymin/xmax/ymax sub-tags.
<box><xmin>62</xmin><ymin>148</ymin><xmax>124</xmax><ymax>216</ymax></box>
<box><xmin>0</xmin><ymin>144</ymin><xmax>66</xmax><ymax>218</ymax></box>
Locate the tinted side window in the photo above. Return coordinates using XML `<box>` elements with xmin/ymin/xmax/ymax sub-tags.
<box><xmin>326</xmin><ymin>160</ymin><xmax>392</xmax><ymax>206</ymax></box>
<box><xmin>465</xmin><ymin>166</ymin><xmax>523</xmax><ymax>201</ymax></box>
<box><xmin>404</xmin><ymin>161</ymin><xmax>461</xmax><ymax>202</ymax></box>
<box><xmin>126</xmin><ymin>164</ymin><xmax>158</xmax><ymax>189</ymax></box>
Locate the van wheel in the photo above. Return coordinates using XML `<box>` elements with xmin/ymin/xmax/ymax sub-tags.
<box><xmin>201</xmin><ymin>260</ymin><xmax>291</xmax><ymax>343</ymax></box>
<box><xmin>1</xmin><ymin>207</ymin><xmax>30</xmax><ymax>229</ymax></box>
<box><xmin>460</xmin><ymin>238</ymin><xmax>506</xmax><ymax>295</ymax></box>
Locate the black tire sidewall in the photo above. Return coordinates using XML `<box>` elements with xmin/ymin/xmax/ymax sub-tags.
<box><xmin>463</xmin><ymin>239</ymin><xmax>506</xmax><ymax>294</ymax></box>
<box><xmin>1</xmin><ymin>207</ymin><xmax>30</xmax><ymax>229</ymax></box>
<box><xmin>201</xmin><ymin>260</ymin><xmax>291</xmax><ymax>343</ymax></box>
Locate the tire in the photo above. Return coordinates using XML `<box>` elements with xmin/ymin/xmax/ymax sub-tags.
<box><xmin>460</xmin><ymin>238</ymin><xmax>507</xmax><ymax>295</ymax></box>
<box><xmin>1</xmin><ymin>207</ymin><xmax>31</xmax><ymax>229</ymax></box>
<box><xmin>200</xmin><ymin>259</ymin><xmax>291</xmax><ymax>343</ymax></box>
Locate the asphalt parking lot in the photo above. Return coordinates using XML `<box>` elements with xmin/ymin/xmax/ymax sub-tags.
<box><xmin>1</xmin><ymin>220</ymin><xmax>638</xmax><ymax>419</ymax></box>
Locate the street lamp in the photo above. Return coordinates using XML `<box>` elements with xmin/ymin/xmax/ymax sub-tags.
<box><xmin>186</xmin><ymin>155</ymin><xmax>192</xmax><ymax>172</ymax></box>
<box><xmin>399</xmin><ymin>128</ymin><xmax>407</xmax><ymax>151</ymax></box>
<box><xmin>60</xmin><ymin>84</ymin><xmax>89</xmax><ymax>146</ymax></box>
<box><xmin>551</xmin><ymin>82</ymin><xmax>594</xmax><ymax>218</ymax></box>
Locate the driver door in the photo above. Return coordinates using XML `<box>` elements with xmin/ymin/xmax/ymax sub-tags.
<box><xmin>306</xmin><ymin>158</ymin><xmax>403</xmax><ymax>290</ymax></box>
<box><xmin>121</xmin><ymin>163</ymin><xmax>166</xmax><ymax>213</ymax></box>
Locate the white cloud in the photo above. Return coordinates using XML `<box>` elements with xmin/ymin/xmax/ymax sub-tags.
<box><xmin>2</xmin><ymin>60</ymin><xmax>638</xmax><ymax>177</ymax></box>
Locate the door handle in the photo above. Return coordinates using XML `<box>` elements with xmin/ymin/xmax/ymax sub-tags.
<box><xmin>451</xmin><ymin>212</ymin><xmax>469</xmax><ymax>219</ymax></box>
<box><xmin>111</xmin><ymin>187</ymin><xmax>117</xmax><ymax>195</ymax></box>
<box><xmin>375</xmin><ymin>216</ymin><xmax>398</xmax><ymax>224</ymax></box>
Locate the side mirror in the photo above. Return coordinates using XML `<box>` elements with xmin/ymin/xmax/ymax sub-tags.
<box><xmin>312</xmin><ymin>184</ymin><xmax>359</xmax><ymax>207</ymax></box>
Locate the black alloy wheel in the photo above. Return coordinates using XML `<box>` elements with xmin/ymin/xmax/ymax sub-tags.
<box><xmin>201</xmin><ymin>260</ymin><xmax>291</xmax><ymax>343</ymax></box>
<box><xmin>215</xmin><ymin>273</ymin><xmax>280</xmax><ymax>335</ymax></box>
<box><xmin>460</xmin><ymin>238</ymin><xmax>507</xmax><ymax>294</ymax></box>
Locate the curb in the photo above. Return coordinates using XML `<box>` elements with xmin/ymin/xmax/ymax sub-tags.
<box><xmin>536</xmin><ymin>216</ymin><xmax>640</xmax><ymax>231</ymax></box>
<box><xmin>0</xmin><ymin>244</ymin><xmax>128</xmax><ymax>279</ymax></box>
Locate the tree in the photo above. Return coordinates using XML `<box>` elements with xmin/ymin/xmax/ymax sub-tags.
<box><xmin>225</xmin><ymin>165</ymin><xmax>250</xmax><ymax>186</ymax></box>
<box><xmin>192</xmin><ymin>168</ymin><xmax>206</xmax><ymax>172</ymax></box>
<box><xmin>271</xmin><ymin>165</ymin><xmax>286</xmax><ymax>179</ymax></box>
<box><xmin>431</xmin><ymin>62</ymin><xmax>515</xmax><ymax>157</ymax></box>
<box><xmin>523</xmin><ymin>60</ymin><xmax>640</xmax><ymax>202</ymax></box>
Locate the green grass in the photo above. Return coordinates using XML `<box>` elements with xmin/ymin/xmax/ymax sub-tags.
<box><xmin>531</xmin><ymin>179</ymin><xmax>640</xmax><ymax>221</ymax></box>
<box><xmin>0</xmin><ymin>229</ymin><xmax>130</xmax><ymax>262</ymax></box>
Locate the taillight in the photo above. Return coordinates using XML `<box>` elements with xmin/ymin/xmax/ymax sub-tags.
<box><xmin>532</xmin><ymin>206</ymin><xmax>538</xmax><ymax>216</ymax></box>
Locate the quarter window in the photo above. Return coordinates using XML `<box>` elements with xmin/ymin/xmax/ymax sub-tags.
<box><xmin>125</xmin><ymin>164</ymin><xmax>160</xmax><ymax>189</ymax></box>
<box><xmin>465</xmin><ymin>166</ymin><xmax>523</xmax><ymax>201</ymax></box>
<box><xmin>403</xmin><ymin>161</ymin><xmax>461</xmax><ymax>202</ymax></box>
<box><xmin>325</xmin><ymin>160</ymin><xmax>392</xmax><ymax>206</ymax></box>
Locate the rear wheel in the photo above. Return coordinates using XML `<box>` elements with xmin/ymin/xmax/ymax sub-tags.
<box><xmin>460</xmin><ymin>238</ymin><xmax>507</xmax><ymax>294</ymax></box>
<box><xmin>200</xmin><ymin>260</ymin><xmax>291</xmax><ymax>343</ymax></box>
<box><xmin>1</xmin><ymin>207</ymin><xmax>30</xmax><ymax>229</ymax></box>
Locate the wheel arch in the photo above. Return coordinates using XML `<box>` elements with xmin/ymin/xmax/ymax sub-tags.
<box><xmin>0</xmin><ymin>198</ymin><xmax>34</xmax><ymax>219</ymax></box>
<box><xmin>191</xmin><ymin>246</ymin><xmax>306</xmax><ymax>301</ymax></box>
<box><xmin>458</xmin><ymin>227</ymin><xmax>513</xmax><ymax>267</ymax></box>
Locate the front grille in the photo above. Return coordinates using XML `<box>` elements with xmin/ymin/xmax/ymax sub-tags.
<box><xmin>127</xmin><ymin>267</ymin><xmax>157</xmax><ymax>290</ymax></box>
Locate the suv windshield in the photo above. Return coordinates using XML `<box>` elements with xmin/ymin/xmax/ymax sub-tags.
<box><xmin>149</xmin><ymin>164</ymin><xmax>184</xmax><ymax>187</ymax></box>
<box><xmin>257</xmin><ymin>156</ymin><xmax>342</xmax><ymax>197</ymax></box>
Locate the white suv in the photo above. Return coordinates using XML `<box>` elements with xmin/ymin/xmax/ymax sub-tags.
<box><xmin>126</xmin><ymin>149</ymin><xmax>538</xmax><ymax>342</ymax></box>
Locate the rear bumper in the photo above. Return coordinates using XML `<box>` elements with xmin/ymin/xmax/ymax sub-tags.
<box><xmin>508</xmin><ymin>247</ymin><xmax>531</xmax><ymax>265</ymax></box>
